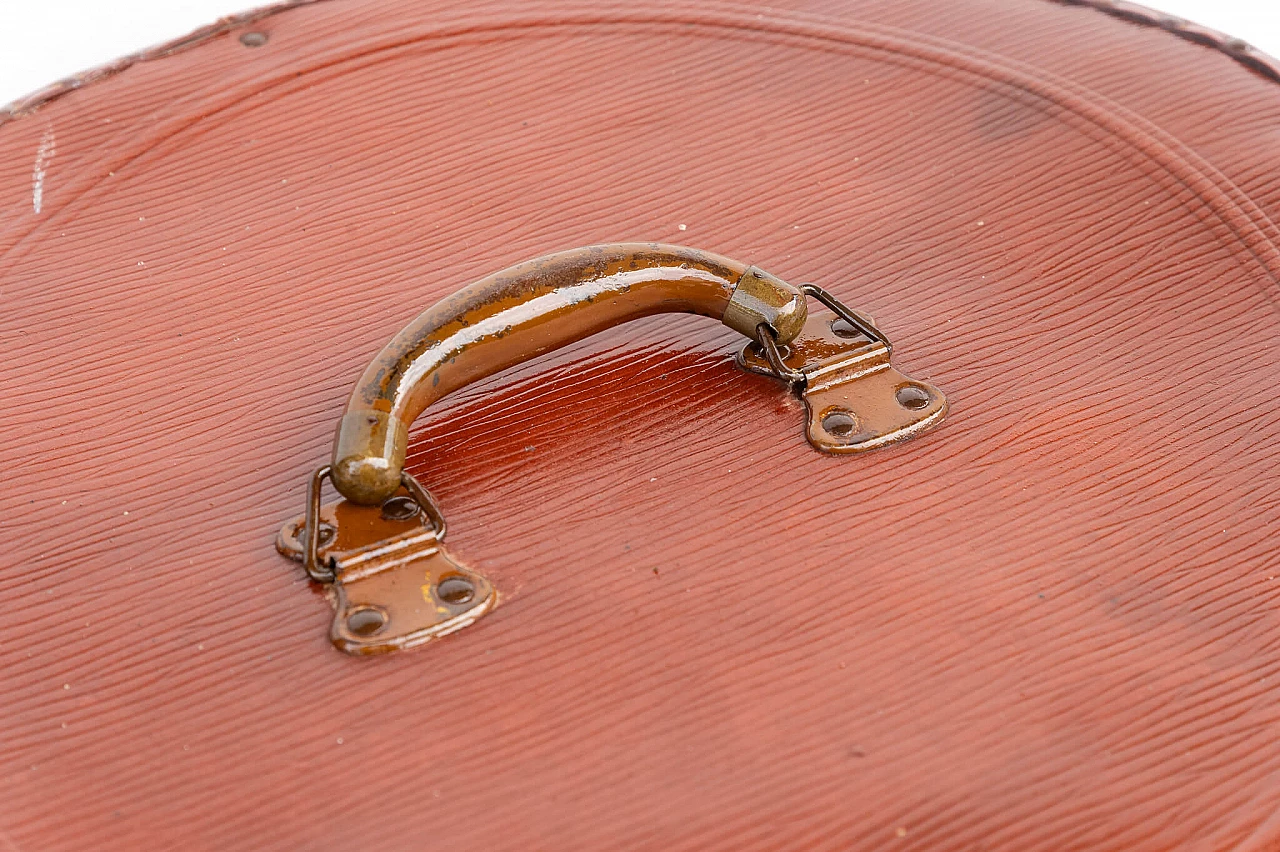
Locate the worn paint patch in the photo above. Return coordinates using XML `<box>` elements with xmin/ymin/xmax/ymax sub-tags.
<box><xmin>31</xmin><ymin>126</ymin><xmax>55</xmax><ymax>214</ymax></box>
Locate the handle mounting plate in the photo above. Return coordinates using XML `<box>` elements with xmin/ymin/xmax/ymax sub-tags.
<box><xmin>277</xmin><ymin>489</ymin><xmax>496</xmax><ymax>655</ymax></box>
<box><xmin>738</xmin><ymin>309</ymin><xmax>947</xmax><ymax>452</ymax></box>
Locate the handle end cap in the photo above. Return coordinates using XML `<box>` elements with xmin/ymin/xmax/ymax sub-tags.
<box><xmin>331</xmin><ymin>410</ymin><xmax>409</xmax><ymax>505</ymax></box>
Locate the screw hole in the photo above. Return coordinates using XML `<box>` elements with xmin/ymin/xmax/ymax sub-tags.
<box><xmin>821</xmin><ymin>409</ymin><xmax>859</xmax><ymax>438</ymax></box>
<box><xmin>896</xmin><ymin>385</ymin><xmax>931</xmax><ymax>410</ymax></box>
<box><xmin>381</xmin><ymin>496</ymin><xmax>420</xmax><ymax>521</ymax></box>
<box><xmin>750</xmin><ymin>341</ymin><xmax>792</xmax><ymax>361</ymax></box>
<box><xmin>436</xmin><ymin>576</ymin><xmax>475</xmax><ymax>605</ymax></box>
<box><xmin>830</xmin><ymin>318</ymin><xmax>862</xmax><ymax>339</ymax></box>
<box><xmin>298</xmin><ymin>522</ymin><xmax>336</xmax><ymax>546</ymax></box>
<box><xmin>240</xmin><ymin>31</ymin><xmax>269</xmax><ymax>48</ymax></box>
<box><xmin>346</xmin><ymin>607</ymin><xmax>387</xmax><ymax>637</ymax></box>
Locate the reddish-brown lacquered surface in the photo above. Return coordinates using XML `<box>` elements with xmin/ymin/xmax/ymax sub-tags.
<box><xmin>2</xmin><ymin>1</ymin><xmax>1279</xmax><ymax>850</ymax></box>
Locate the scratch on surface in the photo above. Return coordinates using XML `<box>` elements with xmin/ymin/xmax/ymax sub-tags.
<box><xmin>31</xmin><ymin>126</ymin><xmax>55</xmax><ymax>214</ymax></box>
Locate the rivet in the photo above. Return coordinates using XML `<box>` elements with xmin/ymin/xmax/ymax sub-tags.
<box><xmin>240</xmin><ymin>32</ymin><xmax>269</xmax><ymax>48</ymax></box>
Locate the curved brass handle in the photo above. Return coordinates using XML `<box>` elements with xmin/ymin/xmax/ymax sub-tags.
<box><xmin>330</xmin><ymin>243</ymin><xmax>808</xmax><ymax>505</ymax></box>
<box><xmin>279</xmin><ymin>243</ymin><xmax>946</xmax><ymax>655</ymax></box>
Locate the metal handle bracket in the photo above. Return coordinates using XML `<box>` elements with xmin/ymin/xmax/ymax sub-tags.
<box><xmin>278</xmin><ymin>246</ymin><xmax>945</xmax><ymax>656</ymax></box>
<box><xmin>738</xmin><ymin>284</ymin><xmax>947</xmax><ymax>453</ymax></box>
<box><xmin>276</xmin><ymin>469</ymin><xmax>494</xmax><ymax>655</ymax></box>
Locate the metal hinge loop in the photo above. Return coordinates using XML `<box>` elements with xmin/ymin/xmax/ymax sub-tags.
<box><xmin>753</xmin><ymin>284</ymin><xmax>892</xmax><ymax>386</ymax></box>
<box><xmin>799</xmin><ymin>283</ymin><xmax>891</xmax><ymax>352</ymax></box>
<box><xmin>754</xmin><ymin>322</ymin><xmax>805</xmax><ymax>385</ymax></box>
<box><xmin>302</xmin><ymin>465</ymin><xmax>446</xmax><ymax>583</ymax></box>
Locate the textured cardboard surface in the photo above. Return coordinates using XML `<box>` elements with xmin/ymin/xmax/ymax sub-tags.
<box><xmin>2</xmin><ymin>1</ymin><xmax>1279</xmax><ymax>849</ymax></box>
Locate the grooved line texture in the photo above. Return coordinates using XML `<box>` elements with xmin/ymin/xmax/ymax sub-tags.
<box><xmin>4</xmin><ymin>0</ymin><xmax>1279</xmax><ymax>125</ymax></box>
<box><xmin>0</xmin><ymin>1</ymin><xmax>1278</xmax><ymax>851</ymax></box>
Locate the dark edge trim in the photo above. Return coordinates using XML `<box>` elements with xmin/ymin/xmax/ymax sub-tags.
<box><xmin>0</xmin><ymin>0</ymin><xmax>333</xmax><ymax>129</ymax></box>
<box><xmin>1</xmin><ymin>0</ymin><xmax>1277</xmax><ymax>130</ymax></box>
<box><xmin>1049</xmin><ymin>0</ymin><xmax>1280</xmax><ymax>84</ymax></box>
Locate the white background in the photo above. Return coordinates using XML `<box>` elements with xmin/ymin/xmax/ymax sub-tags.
<box><xmin>1</xmin><ymin>0</ymin><xmax>1279</xmax><ymax>108</ymax></box>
